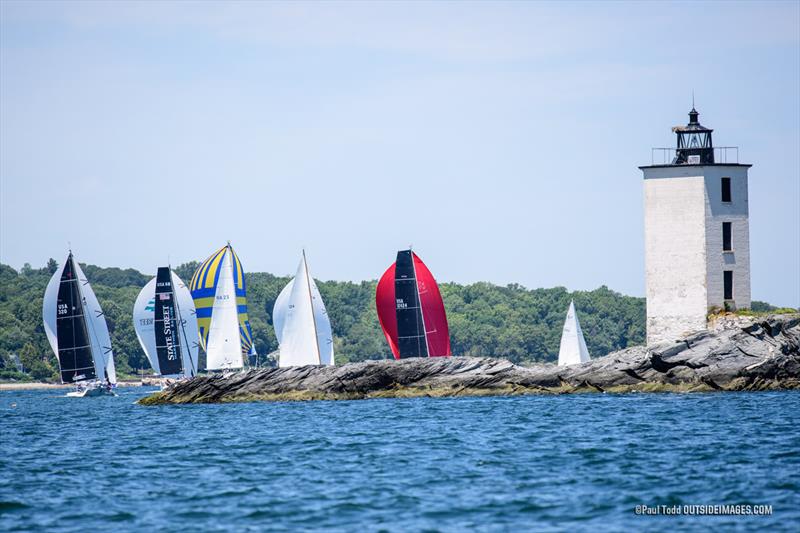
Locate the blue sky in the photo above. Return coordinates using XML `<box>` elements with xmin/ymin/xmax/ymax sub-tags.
<box><xmin>1</xmin><ymin>1</ymin><xmax>798</xmax><ymax>307</ymax></box>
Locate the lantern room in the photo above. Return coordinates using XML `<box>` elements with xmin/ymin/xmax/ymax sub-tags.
<box><xmin>671</xmin><ymin>107</ymin><xmax>714</xmax><ymax>165</ymax></box>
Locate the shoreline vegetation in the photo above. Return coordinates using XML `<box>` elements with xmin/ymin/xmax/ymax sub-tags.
<box><xmin>3</xmin><ymin>260</ymin><xmax>653</xmax><ymax>380</ymax></box>
<box><xmin>140</xmin><ymin>314</ymin><xmax>800</xmax><ymax>405</ymax></box>
<box><xmin>1</xmin><ymin>260</ymin><xmax>794</xmax><ymax>385</ymax></box>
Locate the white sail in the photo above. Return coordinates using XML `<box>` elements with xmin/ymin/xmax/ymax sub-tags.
<box><xmin>557</xmin><ymin>300</ymin><xmax>591</xmax><ymax>366</ymax></box>
<box><xmin>205</xmin><ymin>249</ymin><xmax>243</xmax><ymax>370</ymax></box>
<box><xmin>133</xmin><ymin>277</ymin><xmax>159</xmax><ymax>373</ymax></box>
<box><xmin>309</xmin><ymin>275</ymin><xmax>334</xmax><ymax>366</ymax></box>
<box><xmin>274</xmin><ymin>253</ymin><xmax>334</xmax><ymax>367</ymax></box>
<box><xmin>42</xmin><ymin>262</ymin><xmax>64</xmax><ymax>359</ymax></box>
<box><xmin>133</xmin><ymin>271</ymin><xmax>199</xmax><ymax>377</ymax></box>
<box><xmin>73</xmin><ymin>261</ymin><xmax>117</xmax><ymax>383</ymax></box>
<box><xmin>173</xmin><ymin>273</ymin><xmax>199</xmax><ymax>377</ymax></box>
<box><xmin>272</xmin><ymin>279</ymin><xmax>293</xmax><ymax>347</ymax></box>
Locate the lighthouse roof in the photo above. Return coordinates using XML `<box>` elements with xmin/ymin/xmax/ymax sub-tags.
<box><xmin>672</xmin><ymin>107</ymin><xmax>713</xmax><ymax>133</ymax></box>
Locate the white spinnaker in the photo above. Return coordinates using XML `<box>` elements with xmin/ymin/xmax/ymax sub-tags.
<box><xmin>206</xmin><ymin>248</ymin><xmax>243</xmax><ymax>370</ymax></box>
<box><xmin>173</xmin><ymin>272</ymin><xmax>199</xmax><ymax>377</ymax></box>
<box><xmin>133</xmin><ymin>272</ymin><xmax>198</xmax><ymax>377</ymax></box>
<box><xmin>557</xmin><ymin>300</ymin><xmax>591</xmax><ymax>366</ymax></box>
<box><xmin>274</xmin><ymin>255</ymin><xmax>334</xmax><ymax>367</ymax></box>
<box><xmin>272</xmin><ymin>279</ymin><xmax>293</xmax><ymax>347</ymax></box>
<box><xmin>133</xmin><ymin>278</ymin><xmax>159</xmax><ymax>374</ymax></box>
<box><xmin>42</xmin><ymin>261</ymin><xmax>65</xmax><ymax>359</ymax></box>
<box><xmin>74</xmin><ymin>261</ymin><xmax>117</xmax><ymax>383</ymax></box>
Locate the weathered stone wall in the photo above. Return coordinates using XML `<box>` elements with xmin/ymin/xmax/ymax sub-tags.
<box><xmin>704</xmin><ymin>167</ymin><xmax>751</xmax><ymax>311</ymax></box>
<box><xmin>643</xmin><ymin>169</ymin><xmax>708</xmax><ymax>344</ymax></box>
<box><xmin>642</xmin><ymin>165</ymin><xmax>752</xmax><ymax>344</ymax></box>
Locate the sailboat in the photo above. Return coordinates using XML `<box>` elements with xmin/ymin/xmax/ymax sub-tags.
<box><xmin>42</xmin><ymin>251</ymin><xmax>117</xmax><ymax>397</ymax></box>
<box><xmin>376</xmin><ymin>249</ymin><xmax>451</xmax><ymax>358</ymax></box>
<box><xmin>189</xmin><ymin>243</ymin><xmax>254</xmax><ymax>371</ymax></box>
<box><xmin>272</xmin><ymin>251</ymin><xmax>334</xmax><ymax>367</ymax></box>
<box><xmin>557</xmin><ymin>300</ymin><xmax>591</xmax><ymax>366</ymax></box>
<box><xmin>133</xmin><ymin>266</ymin><xmax>199</xmax><ymax>384</ymax></box>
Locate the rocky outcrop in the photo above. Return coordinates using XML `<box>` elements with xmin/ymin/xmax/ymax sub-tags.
<box><xmin>140</xmin><ymin>315</ymin><xmax>800</xmax><ymax>405</ymax></box>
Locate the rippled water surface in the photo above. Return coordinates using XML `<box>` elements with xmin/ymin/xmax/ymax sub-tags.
<box><xmin>1</xmin><ymin>388</ymin><xmax>798</xmax><ymax>531</ymax></box>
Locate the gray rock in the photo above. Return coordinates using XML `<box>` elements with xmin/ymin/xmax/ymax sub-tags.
<box><xmin>140</xmin><ymin>314</ymin><xmax>800</xmax><ymax>405</ymax></box>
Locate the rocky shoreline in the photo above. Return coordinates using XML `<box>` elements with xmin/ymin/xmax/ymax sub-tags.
<box><xmin>140</xmin><ymin>314</ymin><xmax>800</xmax><ymax>405</ymax></box>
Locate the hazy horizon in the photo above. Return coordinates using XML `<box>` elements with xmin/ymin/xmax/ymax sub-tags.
<box><xmin>2</xmin><ymin>1</ymin><xmax>798</xmax><ymax>307</ymax></box>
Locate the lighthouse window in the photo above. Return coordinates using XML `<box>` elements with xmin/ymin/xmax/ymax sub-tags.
<box><xmin>724</xmin><ymin>271</ymin><xmax>734</xmax><ymax>300</ymax></box>
<box><xmin>723</xmin><ymin>222</ymin><xmax>732</xmax><ymax>251</ymax></box>
<box><xmin>721</xmin><ymin>177</ymin><xmax>732</xmax><ymax>202</ymax></box>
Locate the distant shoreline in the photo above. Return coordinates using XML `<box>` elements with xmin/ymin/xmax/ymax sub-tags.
<box><xmin>0</xmin><ymin>380</ymin><xmax>151</xmax><ymax>391</ymax></box>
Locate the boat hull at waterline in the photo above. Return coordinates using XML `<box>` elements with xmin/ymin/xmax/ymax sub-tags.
<box><xmin>66</xmin><ymin>384</ymin><xmax>117</xmax><ymax>397</ymax></box>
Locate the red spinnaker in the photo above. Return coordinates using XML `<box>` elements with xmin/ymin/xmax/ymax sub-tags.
<box><xmin>413</xmin><ymin>253</ymin><xmax>451</xmax><ymax>357</ymax></box>
<box><xmin>375</xmin><ymin>252</ymin><xmax>451</xmax><ymax>359</ymax></box>
<box><xmin>376</xmin><ymin>263</ymin><xmax>400</xmax><ymax>358</ymax></box>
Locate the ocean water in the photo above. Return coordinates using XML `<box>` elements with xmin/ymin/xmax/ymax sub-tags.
<box><xmin>0</xmin><ymin>389</ymin><xmax>798</xmax><ymax>532</ymax></box>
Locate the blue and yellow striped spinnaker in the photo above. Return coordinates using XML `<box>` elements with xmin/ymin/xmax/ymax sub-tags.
<box><xmin>189</xmin><ymin>244</ymin><xmax>255</xmax><ymax>357</ymax></box>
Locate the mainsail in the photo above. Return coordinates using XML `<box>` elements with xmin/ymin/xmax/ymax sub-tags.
<box><xmin>43</xmin><ymin>252</ymin><xmax>117</xmax><ymax>384</ymax></box>
<box><xmin>376</xmin><ymin>250</ymin><xmax>451</xmax><ymax>359</ymax></box>
<box><xmin>557</xmin><ymin>300</ymin><xmax>591</xmax><ymax>366</ymax></box>
<box><xmin>133</xmin><ymin>267</ymin><xmax>199</xmax><ymax>377</ymax></box>
<box><xmin>272</xmin><ymin>251</ymin><xmax>334</xmax><ymax>367</ymax></box>
<box><xmin>190</xmin><ymin>243</ymin><xmax>253</xmax><ymax>370</ymax></box>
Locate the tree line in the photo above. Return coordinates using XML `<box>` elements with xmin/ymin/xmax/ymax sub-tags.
<box><xmin>0</xmin><ymin>258</ymin><xmax>681</xmax><ymax>381</ymax></box>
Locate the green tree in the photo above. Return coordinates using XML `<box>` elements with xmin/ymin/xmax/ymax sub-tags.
<box><xmin>12</xmin><ymin>257</ymin><xmax>782</xmax><ymax>380</ymax></box>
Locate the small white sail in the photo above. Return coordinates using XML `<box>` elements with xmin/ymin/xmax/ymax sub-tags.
<box><xmin>558</xmin><ymin>301</ymin><xmax>591</xmax><ymax>366</ymax></box>
<box><xmin>206</xmin><ymin>249</ymin><xmax>243</xmax><ymax>370</ymax></box>
<box><xmin>273</xmin><ymin>253</ymin><xmax>334</xmax><ymax>367</ymax></box>
<box><xmin>73</xmin><ymin>261</ymin><xmax>117</xmax><ymax>383</ymax></box>
<box><xmin>133</xmin><ymin>271</ymin><xmax>199</xmax><ymax>377</ymax></box>
<box><xmin>558</xmin><ymin>300</ymin><xmax>591</xmax><ymax>366</ymax></box>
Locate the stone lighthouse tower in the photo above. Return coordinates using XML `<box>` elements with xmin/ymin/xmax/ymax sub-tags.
<box><xmin>640</xmin><ymin>107</ymin><xmax>752</xmax><ymax>345</ymax></box>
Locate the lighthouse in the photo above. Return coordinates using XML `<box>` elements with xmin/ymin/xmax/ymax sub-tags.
<box><xmin>640</xmin><ymin>107</ymin><xmax>752</xmax><ymax>345</ymax></box>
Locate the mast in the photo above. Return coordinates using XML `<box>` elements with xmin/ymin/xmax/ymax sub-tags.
<box><xmin>410</xmin><ymin>251</ymin><xmax>431</xmax><ymax>357</ymax></box>
<box><xmin>302</xmin><ymin>250</ymin><xmax>322</xmax><ymax>365</ymax></box>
